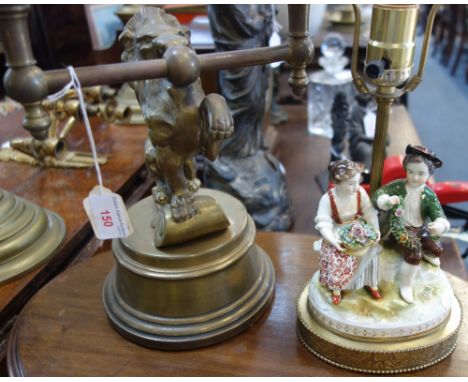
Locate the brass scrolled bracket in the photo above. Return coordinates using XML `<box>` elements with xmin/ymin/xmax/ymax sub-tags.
<box><xmin>402</xmin><ymin>5</ymin><xmax>440</xmax><ymax>93</ymax></box>
<box><xmin>351</xmin><ymin>4</ymin><xmax>440</xmax><ymax>99</ymax></box>
<box><xmin>0</xmin><ymin>83</ymin><xmax>129</xmax><ymax>167</ymax></box>
<box><xmin>349</xmin><ymin>4</ymin><xmax>441</xmax><ymax>194</ymax></box>
<box><xmin>350</xmin><ymin>5</ymin><xmax>370</xmax><ymax>94</ymax></box>
<box><xmin>1</xmin><ymin>97</ymin><xmax>109</xmax><ymax>168</ymax></box>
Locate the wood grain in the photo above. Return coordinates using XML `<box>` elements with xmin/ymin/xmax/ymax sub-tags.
<box><xmin>274</xmin><ymin>104</ymin><xmax>330</xmax><ymax>237</ymax></box>
<box><xmin>7</xmin><ymin>232</ymin><xmax>468</xmax><ymax>377</ymax></box>
<box><xmin>0</xmin><ymin>109</ymin><xmax>149</xmax><ymax>330</ymax></box>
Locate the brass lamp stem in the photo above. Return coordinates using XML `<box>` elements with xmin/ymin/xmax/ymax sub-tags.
<box><xmin>370</xmin><ymin>97</ymin><xmax>394</xmax><ymax>194</ymax></box>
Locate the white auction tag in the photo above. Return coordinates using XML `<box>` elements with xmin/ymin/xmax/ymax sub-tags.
<box><xmin>83</xmin><ymin>186</ymin><xmax>133</xmax><ymax>240</ymax></box>
<box><xmin>50</xmin><ymin>67</ymin><xmax>134</xmax><ymax>241</ymax></box>
<box><xmin>363</xmin><ymin>110</ymin><xmax>376</xmax><ymax>138</ymax></box>
<box><xmin>269</xmin><ymin>31</ymin><xmax>282</xmax><ymax>68</ymax></box>
<box><xmin>269</xmin><ymin>31</ymin><xmax>281</xmax><ymax>47</ymax></box>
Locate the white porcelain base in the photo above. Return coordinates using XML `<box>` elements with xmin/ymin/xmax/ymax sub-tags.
<box><xmin>308</xmin><ymin>248</ymin><xmax>454</xmax><ymax>341</ymax></box>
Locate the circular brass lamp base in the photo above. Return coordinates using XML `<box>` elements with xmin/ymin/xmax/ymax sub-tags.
<box><xmin>0</xmin><ymin>189</ymin><xmax>66</xmax><ymax>285</ymax></box>
<box><xmin>296</xmin><ymin>283</ymin><xmax>462</xmax><ymax>374</ymax></box>
<box><xmin>103</xmin><ymin>189</ymin><xmax>275</xmax><ymax>350</ymax></box>
<box><xmin>103</xmin><ymin>245</ymin><xmax>274</xmax><ymax>349</ymax></box>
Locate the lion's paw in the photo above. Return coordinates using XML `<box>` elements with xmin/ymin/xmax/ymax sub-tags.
<box><xmin>187</xmin><ymin>178</ymin><xmax>201</xmax><ymax>193</ymax></box>
<box><xmin>152</xmin><ymin>185</ymin><xmax>169</xmax><ymax>205</ymax></box>
<box><xmin>171</xmin><ymin>194</ymin><xmax>199</xmax><ymax>222</ymax></box>
<box><xmin>210</xmin><ymin>118</ymin><xmax>233</xmax><ymax>140</ymax></box>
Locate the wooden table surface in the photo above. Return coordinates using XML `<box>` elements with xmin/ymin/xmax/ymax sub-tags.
<box><xmin>7</xmin><ymin>231</ymin><xmax>468</xmax><ymax>377</ymax></box>
<box><xmin>0</xmin><ymin>110</ymin><xmax>150</xmax><ymax>351</ymax></box>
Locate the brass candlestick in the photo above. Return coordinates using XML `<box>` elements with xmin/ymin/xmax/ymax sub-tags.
<box><xmin>0</xmin><ymin>6</ymin><xmax>119</xmax><ymax>168</ymax></box>
<box><xmin>0</xmin><ymin>189</ymin><xmax>65</xmax><ymax>285</ymax></box>
<box><xmin>0</xmin><ymin>6</ymin><xmax>66</xmax><ymax>282</ymax></box>
<box><xmin>2</xmin><ymin>95</ymin><xmax>112</xmax><ymax>168</ymax></box>
<box><xmin>350</xmin><ymin>4</ymin><xmax>440</xmax><ymax>194</ymax></box>
<box><xmin>113</xmin><ymin>83</ymin><xmax>145</xmax><ymax>125</ymax></box>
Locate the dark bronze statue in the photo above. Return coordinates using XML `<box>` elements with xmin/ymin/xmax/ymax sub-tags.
<box><xmin>120</xmin><ymin>7</ymin><xmax>234</xmax><ymax>224</ymax></box>
<box><xmin>329</xmin><ymin>92</ymin><xmax>387</xmax><ymax>173</ymax></box>
<box><xmin>348</xmin><ymin>93</ymin><xmax>387</xmax><ymax>171</ymax></box>
<box><xmin>206</xmin><ymin>5</ymin><xmax>292</xmax><ymax>231</ymax></box>
<box><xmin>330</xmin><ymin>91</ymin><xmax>349</xmax><ymax>163</ymax></box>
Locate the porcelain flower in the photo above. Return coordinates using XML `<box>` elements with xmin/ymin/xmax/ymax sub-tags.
<box><xmin>394</xmin><ymin>207</ymin><xmax>404</xmax><ymax>218</ymax></box>
<box><xmin>350</xmin><ymin>223</ymin><xmax>367</xmax><ymax>243</ymax></box>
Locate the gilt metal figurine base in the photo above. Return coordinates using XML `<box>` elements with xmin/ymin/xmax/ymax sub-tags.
<box><xmin>0</xmin><ymin>189</ymin><xmax>66</xmax><ymax>285</ymax></box>
<box><xmin>103</xmin><ymin>188</ymin><xmax>275</xmax><ymax>350</ymax></box>
<box><xmin>297</xmin><ymin>278</ymin><xmax>462</xmax><ymax>374</ymax></box>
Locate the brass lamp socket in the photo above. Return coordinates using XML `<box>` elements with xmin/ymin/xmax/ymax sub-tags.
<box><xmin>365</xmin><ymin>4</ymin><xmax>419</xmax><ymax>87</ymax></box>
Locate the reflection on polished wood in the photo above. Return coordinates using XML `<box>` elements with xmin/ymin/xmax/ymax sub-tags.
<box><xmin>6</xmin><ymin>232</ymin><xmax>468</xmax><ymax>377</ymax></box>
<box><xmin>0</xmin><ymin>109</ymin><xmax>150</xmax><ymax>356</ymax></box>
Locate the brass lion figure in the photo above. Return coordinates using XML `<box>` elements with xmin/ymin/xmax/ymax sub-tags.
<box><xmin>120</xmin><ymin>7</ymin><xmax>233</xmax><ymax>222</ymax></box>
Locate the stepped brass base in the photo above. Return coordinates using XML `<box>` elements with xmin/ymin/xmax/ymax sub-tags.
<box><xmin>103</xmin><ymin>188</ymin><xmax>275</xmax><ymax>350</ymax></box>
<box><xmin>296</xmin><ymin>282</ymin><xmax>462</xmax><ymax>374</ymax></box>
<box><xmin>0</xmin><ymin>189</ymin><xmax>66</xmax><ymax>284</ymax></box>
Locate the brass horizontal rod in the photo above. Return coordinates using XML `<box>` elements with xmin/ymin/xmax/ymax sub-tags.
<box><xmin>45</xmin><ymin>44</ymin><xmax>290</xmax><ymax>94</ymax></box>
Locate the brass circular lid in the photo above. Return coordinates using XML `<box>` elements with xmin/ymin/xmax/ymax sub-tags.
<box><xmin>114</xmin><ymin>188</ymin><xmax>253</xmax><ymax>275</ymax></box>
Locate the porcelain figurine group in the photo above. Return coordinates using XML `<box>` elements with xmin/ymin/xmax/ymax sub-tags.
<box><xmin>315</xmin><ymin>144</ymin><xmax>449</xmax><ymax>305</ymax></box>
